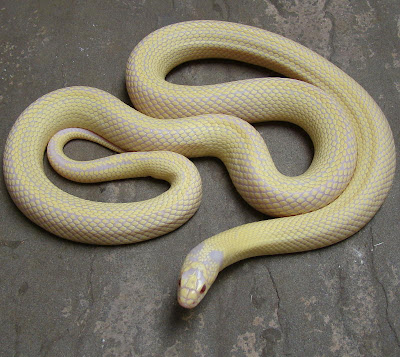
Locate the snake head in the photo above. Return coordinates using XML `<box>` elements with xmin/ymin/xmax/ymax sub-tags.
<box><xmin>177</xmin><ymin>243</ymin><xmax>223</xmax><ymax>308</ymax></box>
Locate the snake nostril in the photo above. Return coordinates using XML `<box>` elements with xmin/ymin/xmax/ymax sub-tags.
<box><xmin>178</xmin><ymin>279</ymin><xmax>181</xmax><ymax>287</ymax></box>
<box><xmin>200</xmin><ymin>284</ymin><xmax>206</xmax><ymax>293</ymax></box>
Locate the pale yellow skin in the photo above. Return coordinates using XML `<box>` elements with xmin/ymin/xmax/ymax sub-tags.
<box><xmin>3</xmin><ymin>21</ymin><xmax>396</xmax><ymax>309</ymax></box>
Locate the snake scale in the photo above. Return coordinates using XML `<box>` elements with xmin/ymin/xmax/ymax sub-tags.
<box><xmin>3</xmin><ymin>21</ymin><xmax>395</xmax><ymax>308</ymax></box>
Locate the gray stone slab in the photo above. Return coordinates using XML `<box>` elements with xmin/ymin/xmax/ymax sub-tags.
<box><xmin>1</xmin><ymin>1</ymin><xmax>399</xmax><ymax>356</ymax></box>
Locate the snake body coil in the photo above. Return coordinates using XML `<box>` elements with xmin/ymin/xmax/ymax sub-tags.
<box><xmin>3</xmin><ymin>21</ymin><xmax>395</xmax><ymax>308</ymax></box>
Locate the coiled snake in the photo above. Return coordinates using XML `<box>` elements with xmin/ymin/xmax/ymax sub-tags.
<box><xmin>3</xmin><ymin>21</ymin><xmax>395</xmax><ymax>308</ymax></box>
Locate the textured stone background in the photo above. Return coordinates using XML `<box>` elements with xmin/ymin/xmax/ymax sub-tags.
<box><xmin>1</xmin><ymin>1</ymin><xmax>399</xmax><ymax>356</ymax></box>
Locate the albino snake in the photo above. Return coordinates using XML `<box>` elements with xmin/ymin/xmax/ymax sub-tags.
<box><xmin>3</xmin><ymin>21</ymin><xmax>396</xmax><ymax>308</ymax></box>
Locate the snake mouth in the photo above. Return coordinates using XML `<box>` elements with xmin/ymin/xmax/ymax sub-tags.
<box><xmin>178</xmin><ymin>298</ymin><xmax>197</xmax><ymax>309</ymax></box>
<box><xmin>177</xmin><ymin>295</ymin><xmax>198</xmax><ymax>309</ymax></box>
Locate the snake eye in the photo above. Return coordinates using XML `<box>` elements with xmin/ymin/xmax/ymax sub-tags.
<box><xmin>200</xmin><ymin>284</ymin><xmax>206</xmax><ymax>293</ymax></box>
<box><xmin>178</xmin><ymin>279</ymin><xmax>181</xmax><ymax>287</ymax></box>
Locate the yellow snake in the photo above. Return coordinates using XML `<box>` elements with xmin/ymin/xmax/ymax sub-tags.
<box><xmin>3</xmin><ymin>21</ymin><xmax>396</xmax><ymax>308</ymax></box>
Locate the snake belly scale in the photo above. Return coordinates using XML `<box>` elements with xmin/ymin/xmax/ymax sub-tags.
<box><xmin>3</xmin><ymin>21</ymin><xmax>395</xmax><ymax>308</ymax></box>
